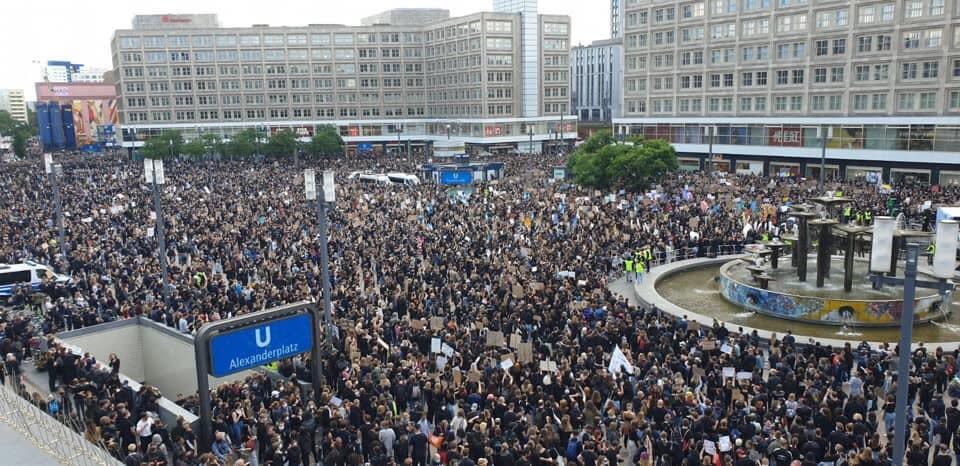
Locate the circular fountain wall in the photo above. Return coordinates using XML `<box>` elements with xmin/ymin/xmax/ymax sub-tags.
<box><xmin>718</xmin><ymin>257</ymin><xmax>946</xmax><ymax>327</ymax></box>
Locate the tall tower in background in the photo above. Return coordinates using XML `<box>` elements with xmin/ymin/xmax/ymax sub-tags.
<box><xmin>610</xmin><ymin>0</ymin><xmax>622</xmax><ymax>38</ymax></box>
<box><xmin>492</xmin><ymin>0</ymin><xmax>539</xmax><ymax>118</ymax></box>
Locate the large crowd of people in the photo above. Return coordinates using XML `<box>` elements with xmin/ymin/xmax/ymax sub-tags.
<box><xmin>0</xmin><ymin>151</ymin><xmax>958</xmax><ymax>466</ymax></box>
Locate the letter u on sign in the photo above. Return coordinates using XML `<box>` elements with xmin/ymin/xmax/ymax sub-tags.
<box><xmin>255</xmin><ymin>327</ymin><xmax>272</xmax><ymax>348</ymax></box>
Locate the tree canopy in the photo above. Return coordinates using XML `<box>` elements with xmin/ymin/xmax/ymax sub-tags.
<box><xmin>567</xmin><ymin>130</ymin><xmax>678</xmax><ymax>192</ymax></box>
<box><xmin>307</xmin><ymin>125</ymin><xmax>344</xmax><ymax>157</ymax></box>
<box><xmin>0</xmin><ymin>110</ymin><xmax>31</xmax><ymax>158</ymax></box>
<box><xmin>141</xmin><ymin>130</ymin><xmax>184</xmax><ymax>160</ymax></box>
<box><xmin>265</xmin><ymin>130</ymin><xmax>299</xmax><ymax>158</ymax></box>
<box><xmin>226</xmin><ymin>129</ymin><xmax>258</xmax><ymax>158</ymax></box>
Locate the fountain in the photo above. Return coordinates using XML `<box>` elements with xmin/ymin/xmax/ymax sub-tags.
<box><xmin>712</xmin><ymin>198</ymin><xmax>950</xmax><ymax>327</ymax></box>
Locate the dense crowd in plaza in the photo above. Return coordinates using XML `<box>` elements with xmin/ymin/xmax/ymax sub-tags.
<box><xmin>1</xmin><ymin>151</ymin><xmax>959</xmax><ymax>466</ymax></box>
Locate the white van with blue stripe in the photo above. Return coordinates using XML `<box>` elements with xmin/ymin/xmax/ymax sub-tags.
<box><xmin>0</xmin><ymin>261</ymin><xmax>71</xmax><ymax>297</ymax></box>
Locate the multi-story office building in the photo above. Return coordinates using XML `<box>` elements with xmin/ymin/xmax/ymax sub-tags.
<box><xmin>615</xmin><ymin>0</ymin><xmax>960</xmax><ymax>184</ymax></box>
<box><xmin>571</xmin><ymin>38</ymin><xmax>623</xmax><ymax>124</ymax></box>
<box><xmin>0</xmin><ymin>89</ymin><xmax>27</xmax><ymax>124</ymax></box>
<box><xmin>111</xmin><ymin>7</ymin><xmax>573</xmax><ymax>157</ymax></box>
<box><xmin>612</xmin><ymin>0</ymin><xmax>625</xmax><ymax>38</ymax></box>
<box><xmin>44</xmin><ymin>61</ymin><xmax>108</xmax><ymax>83</ymax></box>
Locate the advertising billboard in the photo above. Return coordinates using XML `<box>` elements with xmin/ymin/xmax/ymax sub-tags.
<box><xmin>768</xmin><ymin>127</ymin><xmax>803</xmax><ymax>147</ymax></box>
<box><xmin>72</xmin><ymin>100</ymin><xmax>119</xmax><ymax>146</ymax></box>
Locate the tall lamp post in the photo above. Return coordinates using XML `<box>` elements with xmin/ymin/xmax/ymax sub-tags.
<box><xmin>305</xmin><ymin>169</ymin><xmax>337</xmax><ymax>360</ymax></box>
<box><xmin>145</xmin><ymin>158</ymin><xmax>170</xmax><ymax>305</ymax></box>
<box><xmin>304</xmin><ymin>169</ymin><xmax>335</xmax><ymax>399</ymax></box>
<box><xmin>45</xmin><ymin>155</ymin><xmax>67</xmax><ymax>260</ymax></box>
<box><xmin>704</xmin><ymin>126</ymin><xmax>716</xmax><ymax>174</ymax></box>
<box><xmin>818</xmin><ymin>125</ymin><xmax>833</xmax><ymax>190</ymax></box>
<box><xmin>870</xmin><ymin>217</ymin><xmax>957</xmax><ymax>466</ymax></box>
<box><xmin>527</xmin><ymin>126</ymin><xmax>534</xmax><ymax>154</ymax></box>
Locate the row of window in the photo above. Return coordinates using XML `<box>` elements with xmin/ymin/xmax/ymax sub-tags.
<box><xmin>627</xmin><ymin>41</ymin><xmax>955</xmax><ymax>70</ymax></box>
<box><xmin>625</xmin><ymin>59</ymin><xmax>952</xmax><ymax>93</ymax></box>
<box><xmin>626</xmin><ymin>90</ymin><xmax>957</xmax><ymax>114</ymax></box>
<box><xmin>627</xmin><ymin>27</ymin><xmax>946</xmax><ymax>52</ymax></box>
<box><xmin>125</xmin><ymin>105</ymin><xmax>434</xmax><ymax>123</ymax></box>
<box><xmin>624</xmin><ymin>0</ymin><xmax>947</xmax><ymax>27</ymax></box>
<box><xmin>117</xmin><ymin>19</ymin><xmax>552</xmax><ymax>51</ymax></box>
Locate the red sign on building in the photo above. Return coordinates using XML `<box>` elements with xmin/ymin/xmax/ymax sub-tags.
<box><xmin>768</xmin><ymin>127</ymin><xmax>803</xmax><ymax>147</ymax></box>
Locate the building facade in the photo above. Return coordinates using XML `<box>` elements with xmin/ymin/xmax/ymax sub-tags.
<box><xmin>571</xmin><ymin>38</ymin><xmax>623</xmax><ymax>124</ymax></box>
<box><xmin>44</xmin><ymin>61</ymin><xmax>108</xmax><ymax>83</ymax></box>
<box><xmin>0</xmin><ymin>89</ymin><xmax>27</xmax><ymax>124</ymax></box>
<box><xmin>612</xmin><ymin>0</ymin><xmax>624</xmax><ymax>38</ymax></box>
<box><xmin>111</xmin><ymin>9</ymin><xmax>572</xmax><ymax>156</ymax></box>
<box><xmin>615</xmin><ymin>0</ymin><xmax>960</xmax><ymax>184</ymax></box>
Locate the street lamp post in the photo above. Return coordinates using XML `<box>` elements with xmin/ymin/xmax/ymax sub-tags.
<box><xmin>528</xmin><ymin>126</ymin><xmax>534</xmax><ymax>155</ymax></box>
<box><xmin>818</xmin><ymin>125</ymin><xmax>832</xmax><ymax>190</ymax></box>
<box><xmin>145</xmin><ymin>158</ymin><xmax>170</xmax><ymax>305</ymax></box>
<box><xmin>558</xmin><ymin>113</ymin><xmax>564</xmax><ymax>155</ymax></box>
<box><xmin>305</xmin><ymin>169</ymin><xmax>337</xmax><ymax>377</ymax></box>
<box><xmin>304</xmin><ymin>169</ymin><xmax>336</xmax><ymax>399</ymax></box>
<box><xmin>396</xmin><ymin>125</ymin><xmax>403</xmax><ymax>157</ymax></box>
<box><xmin>870</xmin><ymin>218</ymin><xmax>957</xmax><ymax>466</ymax></box>
<box><xmin>45</xmin><ymin>156</ymin><xmax>67</xmax><ymax>260</ymax></box>
<box><xmin>704</xmin><ymin>126</ymin><xmax>716</xmax><ymax>174</ymax></box>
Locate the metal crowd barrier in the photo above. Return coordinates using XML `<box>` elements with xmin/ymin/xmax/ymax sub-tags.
<box><xmin>0</xmin><ymin>378</ymin><xmax>123</xmax><ymax>466</ymax></box>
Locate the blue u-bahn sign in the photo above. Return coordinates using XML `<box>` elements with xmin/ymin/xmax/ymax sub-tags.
<box><xmin>440</xmin><ymin>170</ymin><xmax>473</xmax><ymax>185</ymax></box>
<box><xmin>208</xmin><ymin>312</ymin><xmax>313</xmax><ymax>377</ymax></box>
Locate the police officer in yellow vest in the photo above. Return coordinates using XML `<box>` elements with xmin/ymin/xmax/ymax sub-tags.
<box><xmin>637</xmin><ymin>259</ymin><xmax>646</xmax><ymax>283</ymax></box>
<box><xmin>864</xmin><ymin>211</ymin><xmax>872</xmax><ymax>225</ymax></box>
<box><xmin>761</xmin><ymin>232</ymin><xmax>770</xmax><ymax>242</ymax></box>
<box><xmin>927</xmin><ymin>243</ymin><xmax>935</xmax><ymax>265</ymax></box>
<box><xmin>856</xmin><ymin>211</ymin><xmax>865</xmax><ymax>225</ymax></box>
<box><xmin>843</xmin><ymin>206</ymin><xmax>852</xmax><ymax>223</ymax></box>
<box><xmin>624</xmin><ymin>258</ymin><xmax>634</xmax><ymax>282</ymax></box>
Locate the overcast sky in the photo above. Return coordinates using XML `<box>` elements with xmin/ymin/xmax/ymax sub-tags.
<box><xmin>2</xmin><ymin>0</ymin><xmax>609</xmax><ymax>101</ymax></box>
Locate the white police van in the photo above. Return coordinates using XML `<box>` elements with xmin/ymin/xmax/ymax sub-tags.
<box><xmin>0</xmin><ymin>261</ymin><xmax>71</xmax><ymax>297</ymax></box>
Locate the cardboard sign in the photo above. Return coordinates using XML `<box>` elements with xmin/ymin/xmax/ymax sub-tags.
<box><xmin>720</xmin><ymin>343</ymin><xmax>733</xmax><ymax>354</ymax></box>
<box><xmin>736</xmin><ymin>372</ymin><xmax>753</xmax><ymax>380</ymax></box>
<box><xmin>441</xmin><ymin>343</ymin><xmax>455</xmax><ymax>357</ymax></box>
<box><xmin>512</xmin><ymin>284</ymin><xmax>524</xmax><ymax>299</ymax></box>
<box><xmin>431</xmin><ymin>338</ymin><xmax>442</xmax><ymax>354</ymax></box>
<box><xmin>692</xmin><ymin>367</ymin><xmax>706</xmax><ymax>378</ymax></box>
<box><xmin>722</xmin><ymin>367</ymin><xmax>735</xmax><ymax>379</ymax></box>
<box><xmin>453</xmin><ymin>371</ymin><xmax>462</xmax><ymax>386</ymax></box>
<box><xmin>531</xmin><ymin>282</ymin><xmax>544</xmax><ymax>292</ymax></box>
<box><xmin>731</xmin><ymin>388</ymin><xmax>745</xmax><ymax>402</ymax></box>
<box><xmin>518</xmin><ymin>342</ymin><xmax>533</xmax><ymax>364</ymax></box>
<box><xmin>510</xmin><ymin>333</ymin><xmax>522</xmax><ymax>349</ymax></box>
<box><xmin>468</xmin><ymin>370</ymin><xmax>482</xmax><ymax>383</ymax></box>
<box><xmin>430</xmin><ymin>317</ymin><xmax>444</xmax><ymax>331</ymax></box>
<box><xmin>486</xmin><ymin>331</ymin><xmax>505</xmax><ymax>347</ymax></box>
<box><xmin>702</xmin><ymin>340</ymin><xmax>716</xmax><ymax>351</ymax></box>
<box><xmin>410</xmin><ymin>319</ymin><xmax>425</xmax><ymax>330</ymax></box>
<box><xmin>688</xmin><ymin>321</ymin><xmax>701</xmax><ymax>332</ymax></box>
<box><xmin>704</xmin><ymin>440</ymin><xmax>717</xmax><ymax>455</ymax></box>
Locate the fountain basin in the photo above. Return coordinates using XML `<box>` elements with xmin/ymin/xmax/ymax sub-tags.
<box><xmin>719</xmin><ymin>257</ymin><xmax>946</xmax><ymax>327</ymax></box>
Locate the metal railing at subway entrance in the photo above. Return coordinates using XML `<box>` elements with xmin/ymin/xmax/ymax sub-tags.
<box><xmin>0</xmin><ymin>378</ymin><xmax>123</xmax><ymax>466</ymax></box>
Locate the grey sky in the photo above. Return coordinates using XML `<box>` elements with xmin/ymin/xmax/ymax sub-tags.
<box><xmin>2</xmin><ymin>0</ymin><xmax>609</xmax><ymax>101</ymax></box>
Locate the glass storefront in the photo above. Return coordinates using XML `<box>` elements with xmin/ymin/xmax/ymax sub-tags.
<box><xmin>618</xmin><ymin>123</ymin><xmax>960</xmax><ymax>153</ymax></box>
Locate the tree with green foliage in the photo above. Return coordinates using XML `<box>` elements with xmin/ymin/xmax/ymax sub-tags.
<box><xmin>181</xmin><ymin>139</ymin><xmax>206</xmax><ymax>160</ymax></box>
<box><xmin>567</xmin><ymin>131</ymin><xmax>678</xmax><ymax>192</ymax></box>
<box><xmin>265</xmin><ymin>130</ymin><xmax>299</xmax><ymax>158</ymax></box>
<box><xmin>200</xmin><ymin>133</ymin><xmax>223</xmax><ymax>159</ymax></box>
<box><xmin>0</xmin><ymin>110</ymin><xmax>31</xmax><ymax>158</ymax></box>
<box><xmin>12</xmin><ymin>131</ymin><xmax>27</xmax><ymax>158</ymax></box>
<box><xmin>141</xmin><ymin>130</ymin><xmax>184</xmax><ymax>159</ymax></box>
<box><xmin>307</xmin><ymin>125</ymin><xmax>344</xmax><ymax>158</ymax></box>
<box><xmin>226</xmin><ymin>129</ymin><xmax>257</xmax><ymax>158</ymax></box>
